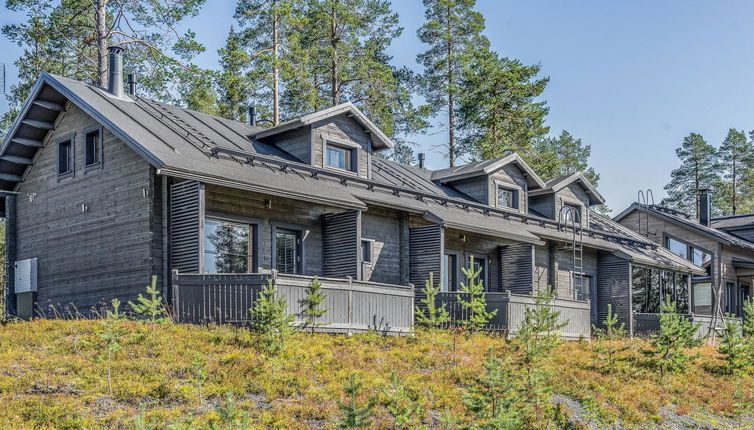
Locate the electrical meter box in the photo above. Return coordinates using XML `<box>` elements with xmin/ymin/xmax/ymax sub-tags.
<box><xmin>14</xmin><ymin>258</ymin><xmax>38</xmax><ymax>294</ymax></box>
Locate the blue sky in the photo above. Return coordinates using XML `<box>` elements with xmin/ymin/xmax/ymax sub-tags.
<box><xmin>3</xmin><ymin>1</ymin><xmax>754</xmax><ymax>213</ymax></box>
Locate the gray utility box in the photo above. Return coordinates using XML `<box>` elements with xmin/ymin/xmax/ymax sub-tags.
<box><xmin>14</xmin><ymin>258</ymin><xmax>37</xmax><ymax>320</ymax></box>
<box><xmin>14</xmin><ymin>258</ymin><xmax>38</xmax><ymax>293</ymax></box>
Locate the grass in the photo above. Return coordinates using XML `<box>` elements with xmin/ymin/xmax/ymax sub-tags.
<box><xmin>0</xmin><ymin>319</ymin><xmax>752</xmax><ymax>429</ymax></box>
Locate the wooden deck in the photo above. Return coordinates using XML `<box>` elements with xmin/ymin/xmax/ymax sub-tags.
<box><xmin>436</xmin><ymin>291</ymin><xmax>591</xmax><ymax>340</ymax></box>
<box><xmin>172</xmin><ymin>271</ymin><xmax>415</xmax><ymax>334</ymax></box>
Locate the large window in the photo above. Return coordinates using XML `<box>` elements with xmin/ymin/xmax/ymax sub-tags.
<box><xmin>496</xmin><ymin>186</ymin><xmax>516</xmax><ymax>209</ymax></box>
<box><xmin>666</xmin><ymin>236</ymin><xmax>687</xmax><ymax>259</ymax></box>
<box><xmin>664</xmin><ymin>235</ymin><xmax>712</xmax><ymax>276</ymax></box>
<box><xmin>275</xmin><ymin>228</ymin><xmax>300</xmax><ymax>274</ymax></box>
<box><xmin>203</xmin><ymin>218</ymin><xmax>253</xmax><ymax>273</ymax></box>
<box><xmin>632</xmin><ymin>266</ymin><xmax>690</xmax><ymax>314</ymax></box>
<box><xmin>58</xmin><ymin>139</ymin><xmax>73</xmax><ymax>176</ymax></box>
<box><xmin>85</xmin><ymin>128</ymin><xmax>102</xmax><ymax>166</ymax></box>
<box><xmin>442</xmin><ymin>253</ymin><xmax>458</xmax><ymax>292</ymax></box>
<box><xmin>692</xmin><ymin>282</ymin><xmax>712</xmax><ymax>315</ymax></box>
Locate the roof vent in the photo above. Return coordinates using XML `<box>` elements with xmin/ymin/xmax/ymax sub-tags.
<box><xmin>248</xmin><ymin>106</ymin><xmax>257</xmax><ymax>126</ymax></box>
<box><xmin>418</xmin><ymin>152</ymin><xmax>425</xmax><ymax>169</ymax></box>
<box><xmin>127</xmin><ymin>73</ymin><xmax>137</xmax><ymax>96</ymax></box>
<box><xmin>699</xmin><ymin>188</ymin><xmax>712</xmax><ymax>226</ymax></box>
<box><xmin>107</xmin><ymin>46</ymin><xmax>124</xmax><ymax>98</ymax></box>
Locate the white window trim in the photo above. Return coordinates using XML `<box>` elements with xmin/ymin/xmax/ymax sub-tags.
<box><xmin>492</xmin><ymin>179</ymin><xmax>522</xmax><ymax>211</ymax></box>
<box><xmin>321</xmin><ymin>134</ymin><xmax>360</xmax><ymax>175</ymax></box>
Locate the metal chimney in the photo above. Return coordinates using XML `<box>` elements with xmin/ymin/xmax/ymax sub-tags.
<box><xmin>127</xmin><ymin>73</ymin><xmax>136</xmax><ymax>96</ymax></box>
<box><xmin>418</xmin><ymin>152</ymin><xmax>426</xmax><ymax>169</ymax></box>
<box><xmin>107</xmin><ymin>46</ymin><xmax>124</xmax><ymax>98</ymax></box>
<box><xmin>248</xmin><ymin>106</ymin><xmax>257</xmax><ymax>126</ymax></box>
<box><xmin>699</xmin><ymin>188</ymin><xmax>711</xmax><ymax>226</ymax></box>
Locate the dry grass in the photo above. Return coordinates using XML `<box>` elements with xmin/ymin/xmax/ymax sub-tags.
<box><xmin>0</xmin><ymin>319</ymin><xmax>751</xmax><ymax>429</ymax></box>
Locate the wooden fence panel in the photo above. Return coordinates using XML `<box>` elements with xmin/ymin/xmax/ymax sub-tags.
<box><xmin>507</xmin><ymin>294</ymin><xmax>591</xmax><ymax>340</ymax></box>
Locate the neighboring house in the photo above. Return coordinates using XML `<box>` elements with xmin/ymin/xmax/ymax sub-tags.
<box><xmin>615</xmin><ymin>189</ymin><xmax>754</xmax><ymax>333</ymax></box>
<box><xmin>1</xmin><ymin>48</ymin><xmax>702</xmax><ymax>337</ymax></box>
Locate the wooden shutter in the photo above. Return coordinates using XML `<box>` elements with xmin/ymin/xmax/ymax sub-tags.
<box><xmin>170</xmin><ymin>181</ymin><xmax>204</xmax><ymax>273</ymax></box>
<box><xmin>323</xmin><ymin>210</ymin><xmax>360</xmax><ymax>278</ymax></box>
<box><xmin>596</xmin><ymin>253</ymin><xmax>630</xmax><ymax>328</ymax></box>
<box><xmin>409</xmin><ymin>224</ymin><xmax>443</xmax><ymax>305</ymax></box>
<box><xmin>498</xmin><ymin>243</ymin><xmax>534</xmax><ymax>293</ymax></box>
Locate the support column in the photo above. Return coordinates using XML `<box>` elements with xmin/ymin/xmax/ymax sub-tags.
<box><xmin>399</xmin><ymin>212</ymin><xmax>410</xmax><ymax>286</ymax></box>
<box><xmin>4</xmin><ymin>193</ymin><xmax>16</xmax><ymax>318</ymax></box>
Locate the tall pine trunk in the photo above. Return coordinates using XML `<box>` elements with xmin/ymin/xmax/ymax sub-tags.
<box><xmin>272</xmin><ymin>0</ymin><xmax>280</xmax><ymax>125</ymax></box>
<box><xmin>330</xmin><ymin>0</ymin><xmax>339</xmax><ymax>106</ymax></box>
<box><xmin>446</xmin><ymin>3</ymin><xmax>456</xmax><ymax>167</ymax></box>
<box><xmin>96</xmin><ymin>0</ymin><xmax>108</xmax><ymax>87</ymax></box>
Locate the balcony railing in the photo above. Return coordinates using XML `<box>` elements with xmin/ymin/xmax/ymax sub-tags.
<box><xmin>172</xmin><ymin>271</ymin><xmax>414</xmax><ymax>335</ymax></box>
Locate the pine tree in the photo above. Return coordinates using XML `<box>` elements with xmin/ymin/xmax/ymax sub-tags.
<box><xmin>249</xmin><ymin>281</ymin><xmax>295</xmax><ymax>354</ymax></box>
<box><xmin>718</xmin><ymin>319</ymin><xmax>752</xmax><ymax>375</ymax></box>
<box><xmin>94</xmin><ymin>298</ymin><xmax>124</xmax><ymax>397</ymax></box>
<box><xmin>128</xmin><ymin>276</ymin><xmax>168</xmax><ymax>331</ymax></box>
<box><xmin>383</xmin><ymin>373</ymin><xmax>424</xmax><ymax>430</ymax></box>
<box><xmin>212</xmin><ymin>392</ymin><xmax>250</xmax><ymax>430</ymax></box>
<box><xmin>530</xmin><ymin>130</ymin><xmax>600</xmax><ymax>186</ymax></box>
<box><xmin>662</xmin><ymin>133</ymin><xmax>721</xmax><ymax>217</ymax></box>
<box><xmin>337</xmin><ymin>373</ymin><xmax>375</xmax><ymax>429</ymax></box>
<box><xmin>1</xmin><ymin>0</ymin><xmax>208</xmax><ymax>134</ymax></box>
<box><xmin>417</xmin><ymin>0</ymin><xmax>487</xmax><ymax>166</ymax></box>
<box><xmin>457</xmin><ymin>261</ymin><xmax>497</xmax><ymax>331</ymax></box>
<box><xmin>591</xmin><ymin>304</ymin><xmax>629</xmax><ymax>373</ymax></box>
<box><xmin>415</xmin><ymin>272</ymin><xmax>451</xmax><ymax>328</ymax></box>
<box><xmin>301</xmin><ymin>276</ymin><xmax>329</xmax><ymax>332</ymax></box>
<box><xmin>511</xmin><ymin>288</ymin><xmax>565</xmax><ymax>425</ymax></box>
<box><xmin>717</xmin><ymin>129</ymin><xmax>754</xmax><ymax>215</ymax></box>
<box><xmin>462</xmin><ymin>349</ymin><xmax>521</xmax><ymax>429</ymax></box>
<box><xmin>742</xmin><ymin>297</ymin><xmax>754</xmax><ymax>338</ymax></box>
<box><xmin>644</xmin><ymin>298</ymin><xmax>704</xmax><ymax>375</ymax></box>
<box><xmin>458</xmin><ymin>48</ymin><xmax>549</xmax><ymax>161</ymax></box>
<box><xmin>217</xmin><ymin>26</ymin><xmax>251</xmax><ymax>122</ymax></box>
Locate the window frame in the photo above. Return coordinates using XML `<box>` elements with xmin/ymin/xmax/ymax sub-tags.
<box><xmin>56</xmin><ymin>134</ymin><xmax>75</xmax><ymax>179</ymax></box>
<box><xmin>323</xmin><ymin>136</ymin><xmax>359</xmax><ymax>174</ymax></box>
<box><xmin>83</xmin><ymin>125</ymin><xmax>103</xmax><ymax>169</ymax></box>
<box><xmin>495</xmin><ymin>185</ymin><xmax>517</xmax><ymax>209</ymax></box>
<box><xmin>442</xmin><ymin>250</ymin><xmax>461</xmax><ymax>292</ymax></box>
<box><xmin>271</xmin><ymin>222</ymin><xmax>306</xmax><ymax>275</ymax></box>
<box><xmin>361</xmin><ymin>239</ymin><xmax>374</xmax><ymax>264</ymax></box>
<box><xmin>202</xmin><ymin>212</ymin><xmax>260</xmax><ymax>274</ymax></box>
<box><xmin>464</xmin><ymin>253</ymin><xmax>489</xmax><ymax>291</ymax></box>
<box><xmin>662</xmin><ymin>233</ymin><xmax>714</xmax><ymax>278</ymax></box>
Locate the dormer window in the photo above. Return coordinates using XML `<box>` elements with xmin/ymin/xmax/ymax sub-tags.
<box><xmin>496</xmin><ymin>185</ymin><xmax>518</xmax><ymax>209</ymax></box>
<box><xmin>564</xmin><ymin>204</ymin><xmax>581</xmax><ymax>222</ymax></box>
<box><xmin>324</xmin><ymin>138</ymin><xmax>358</xmax><ymax>173</ymax></box>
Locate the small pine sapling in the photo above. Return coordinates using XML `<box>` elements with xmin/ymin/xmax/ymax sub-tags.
<box><xmin>189</xmin><ymin>353</ymin><xmax>208</xmax><ymax>406</ymax></box>
<box><xmin>718</xmin><ymin>319</ymin><xmax>751</xmax><ymax>375</ymax></box>
<box><xmin>211</xmin><ymin>392</ymin><xmax>250</xmax><ymax>430</ymax></box>
<box><xmin>337</xmin><ymin>373</ymin><xmax>376</xmax><ymax>429</ymax></box>
<box><xmin>742</xmin><ymin>297</ymin><xmax>754</xmax><ymax>338</ymax></box>
<box><xmin>301</xmin><ymin>276</ymin><xmax>329</xmax><ymax>333</ymax></box>
<box><xmin>128</xmin><ymin>275</ymin><xmax>168</xmax><ymax>331</ymax></box>
<box><xmin>591</xmin><ymin>304</ymin><xmax>629</xmax><ymax>373</ymax></box>
<box><xmin>462</xmin><ymin>348</ymin><xmax>521</xmax><ymax>429</ymax></box>
<box><xmin>95</xmin><ymin>298</ymin><xmax>124</xmax><ymax>397</ymax></box>
<box><xmin>644</xmin><ymin>298</ymin><xmax>703</xmax><ymax>375</ymax></box>
<box><xmin>249</xmin><ymin>280</ymin><xmax>295</xmax><ymax>355</ymax></box>
<box><xmin>383</xmin><ymin>373</ymin><xmax>424</xmax><ymax>429</ymax></box>
<box><xmin>415</xmin><ymin>272</ymin><xmax>450</xmax><ymax>328</ymax></box>
<box><xmin>457</xmin><ymin>261</ymin><xmax>497</xmax><ymax>331</ymax></box>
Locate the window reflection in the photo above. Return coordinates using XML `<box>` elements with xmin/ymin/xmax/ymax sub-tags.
<box><xmin>204</xmin><ymin>218</ymin><xmax>251</xmax><ymax>273</ymax></box>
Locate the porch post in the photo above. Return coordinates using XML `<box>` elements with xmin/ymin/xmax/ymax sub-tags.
<box><xmin>4</xmin><ymin>193</ymin><xmax>16</xmax><ymax>318</ymax></box>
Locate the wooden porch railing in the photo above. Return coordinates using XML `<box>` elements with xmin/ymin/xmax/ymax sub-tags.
<box><xmin>436</xmin><ymin>290</ymin><xmax>591</xmax><ymax>340</ymax></box>
<box><xmin>633</xmin><ymin>312</ymin><xmax>742</xmax><ymax>338</ymax></box>
<box><xmin>172</xmin><ymin>270</ymin><xmax>415</xmax><ymax>335</ymax></box>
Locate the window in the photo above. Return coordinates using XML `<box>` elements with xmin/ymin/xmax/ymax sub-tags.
<box><xmin>326</xmin><ymin>145</ymin><xmax>352</xmax><ymax>171</ymax></box>
<box><xmin>203</xmin><ymin>218</ymin><xmax>253</xmax><ymax>273</ymax></box>
<box><xmin>632</xmin><ymin>266</ymin><xmax>690</xmax><ymax>314</ymax></box>
<box><xmin>442</xmin><ymin>253</ymin><xmax>458</xmax><ymax>292</ymax></box>
<box><xmin>467</xmin><ymin>255</ymin><xmax>487</xmax><ymax>291</ymax></box>
<box><xmin>564</xmin><ymin>204</ymin><xmax>581</xmax><ymax>222</ymax></box>
<box><xmin>691</xmin><ymin>247</ymin><xmax>712</xmax><ymax>274</ymax></box>
<box><xmin>725</xmin><ymin>282</ymin><xmax>739</xmax><ymax>316</ymax></box>
<box><xmin>361</xmin><ymin>240</ymin><xmax>373</xmax><ymax>264</ymax></box>
<box><xmin>85</xmin><ymin>128</ymin><xmax>101</xmax><ymax>166</ymax></box>
<box><xmin>666</xmin><ymin>236</ymin><xmax>687</xmax><ymax>259</ymax></box>
<box><xmin>496</xmin><ymin>186</ymin><xmax>516</xmax><ymax>209</ymax></box>
<box><xmin>692</xmin><ymin>282</ymin><xmax>712</xmax><ymax>315</ymax></box>
<box><xmin>275</xmin><ymin>228</ymin><xmax>300</xmax><ymax>274</ymax></box>
<box><xmin>58</xmin><ymin>139</ymin><xmax>73</xmax><ymax>176</ymax></box>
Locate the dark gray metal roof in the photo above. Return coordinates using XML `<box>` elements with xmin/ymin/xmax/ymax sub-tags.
<box><xmin>529</xmin><ymin>172</ymin><xmax>606</xmax><ymax>205</ymax></box>
<box><xmin>711</xmin><ymin>213</ymin><xmax>754</xmax><ymax>230</ymax></box>
<box><xmin>430</xmin><ymin>153</ymin><xmax>546</xmax><ymax>189</ymax></box>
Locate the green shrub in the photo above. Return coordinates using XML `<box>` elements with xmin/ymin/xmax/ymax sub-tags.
<box><xmin>743</xmin><ymin>297</ymin><xmax>754</xmax><ymax>338</ymax></box>
<box><xmin>128</xmin><ymin>275</ymin><xmax>169</xmax><ymax>330</ymax></box>
<box><xmin>718</xmin><ymin>319</ymin><xmax>752</xmax><ymax>375</ymax></box>
<box><xmin>337</xmin><ymin>373</ymin><xmax>375</xmax><ymax>429</ymax></box>
<box><xmin>249</xmin><ymin>281</ymin><xmax>295</xmax><ymax>355</ymax></box>
<box><xmin>644</xmin><ymin>298</ymin><xmax>703</xmax><ymax>375</ymax></box>
<box><xmin>463</xmin><ymin>348</ymin><xmax>521</xmax><ymax>429</ymax></box>
<box><xmin>383</xmin><ymin>373</ymin><xmax>424</xmax><ymax>429</ymax></box>
<box><xmin>301</xmin><ymin>276</ymin><xmax>329</xmax><ymax>333</ymax></box>
<box><xmin>591</xmin><ymin>304</ymin><xmax>629</xmax><ymax>373</ymax></box>
<box><xmin>415</xmin><ymin>272</ymin><xmax>450</xmax><ymax>328</ymax></box>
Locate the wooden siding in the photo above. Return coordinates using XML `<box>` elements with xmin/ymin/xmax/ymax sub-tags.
<box><xmin>263</xmin><ymin>125</ymin><xmax>312</xmax><ymax>163</ymax></box>
<box><xmin>361</xmin><ymin>207</ymin><xmax>402</xmax><ymax>285</ymax></box>
<box><xmin>529</xmin><ymin>194</ymin><xmax>555</xmax><ymax>219</ymax></box>
<box><xmin>172</xmin><ymin>272</ymin><xmax>414</xmax><ymax>334</ymax></box>
<box><xmin>444</xmin><ymin>228</ymin><xmax>513</xmax><ymax>291</ymax></box>
<box><xmin>322</xmin><ymin>210</ymin><xmax>360</xmax><ymax>278</ymax></box>
<box><xmin>596</xmin><ymin>253</ymin><xmax>631</xmax><ymax>328</ymax></box>
<box><xmin>499</xmin><ymin>243</ymin><xmax>534</xmax><ymax>294</ymax></box>
<box><xmin>409</xmin><ymin>224</ymin><xmax>443</xmax><ymax>303</ymax></box>
<box><xmin>170</xmin><ymin>181</ymin><xmax>204</xmax><ymax>273</ymax></box>
<box><xmin>555</xmin><ymin>246</ymin><xmax>597</xmax><ymax>298</ymax></box>
<box><xmin>448</xmin><ymin>176</ymin><xmax>488</xmax><ymax>204</ymax></box>
<box><xmin>15</xmin><ymin>104</ymin><xmax>155</xmax><ymax>315</ymax></box>
<box><xmin>312</xmin><ymin>114</ymin><xmax>371</xmax><ymax>178</ymax></box>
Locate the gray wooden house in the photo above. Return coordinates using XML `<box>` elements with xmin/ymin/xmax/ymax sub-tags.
<box><xmin>1</xmin><ymin>48</ymin><xmax>702</xmax><ymax>336</ymax></box>
<box><xmin>615</xmin><ymin>190</ymin><xmax>754</xmax><ymax>333</ymax></box>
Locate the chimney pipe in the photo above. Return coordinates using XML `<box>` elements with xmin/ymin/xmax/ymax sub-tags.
<box><xmin>418</xmin><ymin>152</ymin><xmax>426</xmax><ymax>169</ymax></box>
<box><xmin>699</xmin><ymin>188</ymin><xmax>711</xmax><ymax>226</ymax></box>
<box><xmin>248</xmin><ymin>106</ymin><xmax>257</xmax><ymax>126</ymax></box>
<box><xmin>127</xmin><ymin>73</ymin><xmax>136</xmax><ymax>96</ymax></box>
<box><xmin>107</xmin><ymin>46</ymin><xmax>124</xmax><ymax>98</ymax></box>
